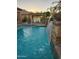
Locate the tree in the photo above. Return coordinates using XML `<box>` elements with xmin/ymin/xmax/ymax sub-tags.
<box><xmin>49</xmin><ymin>1</ymin><xmax>61</xmax><ymax>21</ymax></box>
<box><xmin>43</xmin><ymin>11</ymin><xmax>50</xmax><ymax>17</ymax></box>
<box><xmin>45</xmin><ymin>11</ymin><xmax>50</xmax><ymax>17</ymax></box>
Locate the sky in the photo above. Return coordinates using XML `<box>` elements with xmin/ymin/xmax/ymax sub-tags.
<box><xmin>17</xmin><ymin>0</ymin><xmax>59</xmax><ymax>12</ymax></box>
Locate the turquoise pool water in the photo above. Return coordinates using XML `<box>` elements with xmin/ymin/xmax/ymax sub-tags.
<box><xmin>17</xmin><ymin>26</ymin><xmax>55</xmax><ymax>59</ymax></box>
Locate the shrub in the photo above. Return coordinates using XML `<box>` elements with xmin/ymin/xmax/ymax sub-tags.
<box><xmin>22</xmin><ymin>16</ymin><xmax>28</xmax><ymax>23</ymax></box>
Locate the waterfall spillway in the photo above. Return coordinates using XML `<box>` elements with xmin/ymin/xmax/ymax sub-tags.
<box><xmin>47</xmin><ymin>21</ymin><xmax>53</xmax><ymax>42</ymax></box>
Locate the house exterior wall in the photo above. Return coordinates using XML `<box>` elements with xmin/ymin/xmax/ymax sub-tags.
<box><xmin>17</xmin><ymin>8</ymin><xmax>32</xmax><ymax>24</ymax></box>
<box><xmin>17</xmin><ymin>8</ymin><xmax>43</xmax><ymax>24</ymax></box>
<box><xmin>17</xmin><ymin>11</ymin><xmax>22</xmax><ymax>24</ymax></box>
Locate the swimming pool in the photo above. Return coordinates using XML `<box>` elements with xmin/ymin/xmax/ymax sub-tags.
<box><xmin>17</xmin><ymin>26</ymin><xmax>55</xmax><ymax>59</ymax></box>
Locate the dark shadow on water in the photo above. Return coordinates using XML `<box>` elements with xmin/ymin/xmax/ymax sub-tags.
<box><xmin>50</xmin><ymin>40</ymin><xmax>59</xmax><ymax>59</ymax></box>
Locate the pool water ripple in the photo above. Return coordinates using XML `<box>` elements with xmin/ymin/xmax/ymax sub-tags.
<box><xmin>17</xmin><ymin>26</ymin><xmax>55</xmax><ymax>59</ymax></box>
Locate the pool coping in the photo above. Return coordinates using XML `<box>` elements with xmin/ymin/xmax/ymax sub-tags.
<box><xmin>17</xmin><ymin>23</ymin><xmax>47</xmax><ymax>27</ymax></box>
